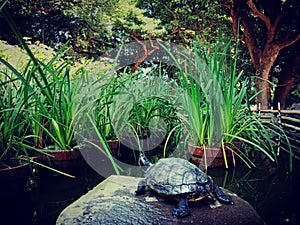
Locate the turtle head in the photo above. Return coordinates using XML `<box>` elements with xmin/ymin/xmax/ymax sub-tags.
<box><xmin>138</xmin><ymin>154</ymin><xmax>152</xmax><ymax>167</ymax></box>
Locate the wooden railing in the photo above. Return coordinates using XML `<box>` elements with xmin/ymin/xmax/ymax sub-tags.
<box><xmin>252</xmin><ymin>106</ymin><xmax>300</xmax><ymax>160</ymax></box>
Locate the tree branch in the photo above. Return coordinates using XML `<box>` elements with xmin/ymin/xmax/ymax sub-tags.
<box><xmin>130</xmin><ymin>34</ymin><xmax>160</xmax><ymax>73</ymax></box>
<box><xmin>247</xmin><ymin>0</ymin><xmax>284</xmax><ymax>43</ymax></box>
<box><xmin>222</xmin><ymin>2</ymin><xmax>239</xmax><ymax>37</ymax></box>
<box><xmin>241</xmin><ymin>16</ymin><xmax>262</xmax><ymax>67</ymax></box>
<box><xmin>163</xmin><ymin>2</ymin><xmax>178</xmax><ymax>20</ymax></box>
<box><xmin>247</xmin><ymin>0</ymin><xmax>271</xmax><ymax>29</ymax></box>
<box><xmin>31</xmin><ymin>3</ymin><xmax>55</xmax><ymax>13</ymax></box>
<box><xmin>278</xmin><ymin>33</ymin><xmax>300</xmax><ymax>49</ymax></box>
<box><xmin>223</xmin><ymin>1</ymin><xmax>262</xmax><ymax>67</ymax></box>
<box><xmin>72</xmin><ymin>40</ymin><xmax>102</xmax><ymax>55</ymax></box>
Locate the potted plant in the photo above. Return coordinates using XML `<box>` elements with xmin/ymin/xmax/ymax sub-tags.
<box><xmin>174</xmin><ymin>40</ymin><xmax>226</xmax><ymax>169</ymax></box>
<box><xmin>96</xmin><ymin>68</ymin><xmax>180</xmax><ymax>162</ymax></box>
<box><xmin>94</xmin><ymin>75</ymin><xmax>126</xmax><ymax>156</ymax></box>
<box><xmin>2</xmin><ymin>10</ymin><xmax>86</xmax><ymax>176</ymax></box>
<box><xmin>174</xmin><ymin>40</ymin><xmax>277</xmax><ymax>169</ymax></box>
<box><xmin>213</xmin><ymin>41</ymin><xmax>276</xmax><ymax>168</ymax></box>
<box><xmin>0</xmin><ymin>4</ymin><xmax>122</xmax><ymax>178</ymax></box>
<box><xmin>28</xmin><ymin>61</ymin><xmax>86</xmax><ymax>172</ymax></box>
<box><xmin>0</xmin><ymin>56</ymin><xmax>36</xmax><ymax>191</ymax></box>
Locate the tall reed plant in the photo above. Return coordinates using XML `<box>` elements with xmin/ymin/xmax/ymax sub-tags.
<box><xmin>1</xmin><ymin>8</ymin><xmax>87</xmax><ymax>151</ymax></box>
<box><xmin>95</xmin><ymin>66</ymin><xmax>181</xmax><ymax>158</ymax></box>
<box><xmin>162</xmin><ymin>39</ymin><xmax>277</xmax><ymax>168</ymax></box>
<box><xmin>0</xmin><ymin>3</ymin><xmax>122</xmax><ymax>175</ymax></box>
<box><xmin>0</xmin><ymin>65</ymin><xmax>32</xmax><ymax>166</ymax></box>
<box><xmin>199</xmin><ymin>40</ymin><xmax>277</xmax><ymax>167</ymax></box>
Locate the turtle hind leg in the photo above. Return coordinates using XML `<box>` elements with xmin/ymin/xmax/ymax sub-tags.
<box><xmin>135</xmin><ymin>179</ymin><xmax>147</xmax><ymax>195</ymax></box>
<box><xmin>214</xmin><ymin>185</ymin><xmax>234</xmax><ymax>205</ymax></box>
<box><xmin>172</xmin><ymin>196</ymin><xmax>190</xmax><ymax>218</ymax></box>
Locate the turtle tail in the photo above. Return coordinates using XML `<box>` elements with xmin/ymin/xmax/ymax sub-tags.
<box><xmin>214</xmin><ymin>185</ymin><xmax>234</xmax><ymax>205</ymax></box>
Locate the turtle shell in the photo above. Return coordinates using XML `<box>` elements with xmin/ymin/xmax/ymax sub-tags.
<box><xmin>145</xmin><ymin>157</ymin><xmax>209</xmax><ymax>196</ymax></box>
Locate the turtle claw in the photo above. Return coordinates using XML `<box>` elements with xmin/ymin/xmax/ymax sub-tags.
<box><xmin>172</xmin><ymin>197</ymin><xmax>190</xmax><ymax>218</ymax></box>
<box><xmin>172</xmin><ymin>208</ymin><xmax>189</xmax><ymax>218</ymax></box>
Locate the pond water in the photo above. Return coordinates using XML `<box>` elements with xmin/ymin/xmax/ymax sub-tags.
<box><xmin>1</xmin><ymin>153</ymin><xmax>299</xmax><ymax>225</ymax></box>
<box><xmin>208</xmin><ymin>154</ymin><xmax>300</xmax><ymax>225</ymax></box>
<box><xmin>0</xmin><ymin>164</ymin><xmax>104</xmax><ymax>225</ymax></box>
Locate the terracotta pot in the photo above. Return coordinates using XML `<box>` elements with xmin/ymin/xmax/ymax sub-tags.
<box><xmin>0</xmin><ymin>159</ymin><xmax>31</xmax><ymax>192</ymax></box>
<box><xmin>35</xmin><ymin>149</ymin><xmax>82</xmax><ymax>169</ymax></box>
<box><xmin>0</xmin><ymin>161</ymin><xmax>30</xmax><ymax>180</ymax></box>
<box><xmin>188</xmin><ymin>144</ymin><xmax>235</xmax><ymax>168</ymax></box>
<box><xmin>107</xmin><ymin>139</ymin><xmax>120</xmax><ymax>156</ymax></box>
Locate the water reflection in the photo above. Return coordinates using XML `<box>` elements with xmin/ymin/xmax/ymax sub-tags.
<box><xmin>1</xmin><ymin>154</ymin><xmax>299</xmax><ymax>225</ymax></box>
<box><xmin>208</xmin><ymin>154</ymin><xmax>300</xmax><ymax>225</ymax></box>
<box><xmin>0</xmin><ymin>164</ymin><xmax>104</xmax><ymax>225</ymax></box>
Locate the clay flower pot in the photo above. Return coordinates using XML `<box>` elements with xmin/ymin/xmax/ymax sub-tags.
<box><xmin>188</xmin><ymin>143</ymin><xmax>237</xmax><ymax>168</ymax></box>
<box><xmin>0</xmin><ymin>158</ymin><xmax>32</xmax><ymax>192</ymax></box>
<box><xmin>35</xmin><ymin>149</ymin><xmax>83</xmax><ymax>169</ymax></box>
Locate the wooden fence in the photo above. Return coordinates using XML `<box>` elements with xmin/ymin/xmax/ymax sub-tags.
<box><xmin>252</xmin><ymin>105</ymin><xmax>300</xmax><ymax>160</ymax></box>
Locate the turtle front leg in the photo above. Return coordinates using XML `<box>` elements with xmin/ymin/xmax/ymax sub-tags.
<box><xmin>135</xmin><ymin>179</ymin><xmax>147</xmax><ymax>195</ymax></box>
<box><xmin>172</xmin><ymin>196</ymin><xmax>189</xmax><ymax>217</ymax></box>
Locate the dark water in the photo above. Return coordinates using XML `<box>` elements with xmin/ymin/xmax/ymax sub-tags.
<box><xmin>1</xmin><ymin>153</ymin><xmax>299</xmax><ymax>225</ymax></box>
<box><xmin>208</xmin><ymin>153</ymin><xmax>300</xmax><ymax>225</ymax></box>
<box><xmin>0</xmin><ymin>164</ymin><xmax>104</xmax><ymax>225</ymax></box>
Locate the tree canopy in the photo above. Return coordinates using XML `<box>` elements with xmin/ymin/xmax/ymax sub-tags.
<box><xmin>136</xmin><ymin>0</ymin><xmax>232</xmax><ymax>46</ymax></box>
<box><xmin>1</xmin><ymin>0</ymin><xmax>299</xmax><ymax>108</ymax></box>
<box><xmin>0</xmin><ymin>0</ymin><xmax>165</xmax><ymax>55</ymax></box>
<box><xmin>136</xmin><ymin>0</ymin><xmax>300</xmax><ymax>108</ymax></box>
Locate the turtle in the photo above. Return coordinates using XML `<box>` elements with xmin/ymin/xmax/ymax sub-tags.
<box><xmin>135</xmin><ymin>154</ymin><xmax>234</xmax><ymax>217</ymax></box>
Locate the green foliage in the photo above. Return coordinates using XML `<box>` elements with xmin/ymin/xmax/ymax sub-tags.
<box><xmin>0</xmin><ymin>0</ymin><xmax>165</xmax><ymax>55</ymax></box>
<box><xmin>1</xmin><ymin>0</ymin><xmax>294</xmax><ymax>173</ymax></box>
<box><xmin>0</xmin><ymin>64</ymin><xmax>31</xmax><ymax>163</ymax></box>
<box><xmin>95</xmin><ymin>66</ymin><xmax>181</xmax><ymax>159</ymax></box>
<box><xmin>113</xmin><ymin>0</ymin><xmax>166</xmax><ymax>38</ymax></box>
<box><xmin>163</xmin><ymin>38</ymin><xmax>277</xmax><ymax>167</ymax></box>
<box><xmin>0</xmin><ymin>6</ymin><xmax>121</xmax><ymax>175</ymax></box>
<box><xmin>176</xmin><ymin>69</ymin><xmax>209</xmax><ymax>147</ymax></box>
<box><xmin>1</xmin><ymin>43</ymin><xmax>78</xmax><ymax>150</ymax></box>
<box><xmin>136</xmin><ymin>0</ymin><xmax>232</xmax><ymax>46</ymax></box>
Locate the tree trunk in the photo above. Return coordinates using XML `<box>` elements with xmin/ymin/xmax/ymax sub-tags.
<box><xmin>254</xmin><ymin>45</ymin><xmax>280</xmax><ymax>109</ymax></box>
<box><xmin>255</xmin><ymin>74</ymin><xmax>270</xmax><ymax>109</ymax></box>
<box><xmin>273</xmin><ymin>53</ymin><xmax>300</xmax><ymax>109</ymax></box>
<box><xmin>223</xmin><ymin>0</ymin><xmax>300</xmax><ymax>110</ymax></box>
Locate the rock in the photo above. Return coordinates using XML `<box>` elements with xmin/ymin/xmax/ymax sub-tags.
<box><xmin>56</xmin><ymin>175</ymin><xmax>265</xmax><ymax>225</ymax></box>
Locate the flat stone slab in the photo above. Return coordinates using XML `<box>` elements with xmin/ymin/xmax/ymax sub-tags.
<box><xmin>56</xmin><ymin>175</ymin><xmax>265</xmax><ymax>225</ymax></box>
